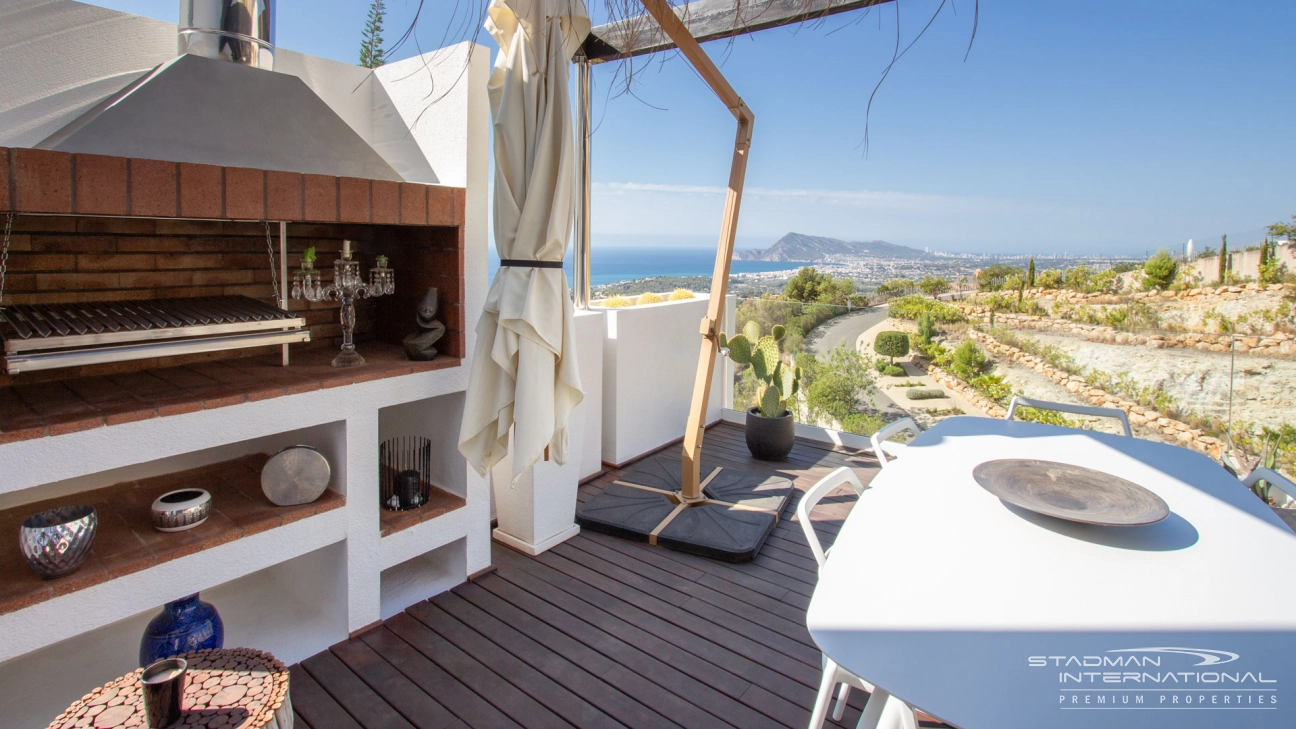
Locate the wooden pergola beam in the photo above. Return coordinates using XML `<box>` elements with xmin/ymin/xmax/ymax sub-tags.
<box><xmin>582</xmin><ymin>0</ymin><xmax>896</xmax><ymax>63</ymax></box>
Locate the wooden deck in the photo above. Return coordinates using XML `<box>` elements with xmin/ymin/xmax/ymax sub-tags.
<box><xmin>289</xmin><ymin>423</ymin><xmax>901</xmax><ymax>729</ymax></box>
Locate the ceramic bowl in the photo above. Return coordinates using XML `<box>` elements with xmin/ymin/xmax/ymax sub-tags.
<box><xmin>19</xmin><ymin>505</ymin><xmax>97</xmax><ymax>578</ymax></box>
<box><xmin>151</xmin><ymin>489</ymin><xmax>212</xmax><ymax>532</ymax></box>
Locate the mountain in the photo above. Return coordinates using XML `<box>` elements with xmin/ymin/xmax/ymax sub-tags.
<box><xmin>734</xmin><ymin>233</ymin><xmax>931</xmax><ymax>262</ymax></box>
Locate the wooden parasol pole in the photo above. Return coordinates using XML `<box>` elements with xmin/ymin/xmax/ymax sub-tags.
<box><xmin>635</xmin><ymin>0</ymin><xmax>754</xmax><ymax>500</ymax></box>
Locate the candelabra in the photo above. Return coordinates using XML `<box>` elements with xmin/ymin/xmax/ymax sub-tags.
<box><xmin>292</xmin><ymin>240</ymin><xmax>394</xmax><ymax>367</ymax></box>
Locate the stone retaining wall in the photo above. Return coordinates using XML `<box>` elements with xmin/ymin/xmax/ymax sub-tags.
<box><xmin>964</xmin><ymin>312</ymin><xmax>1295</xmax><ymax>357</ymax></box>
<box><xmin>966</xmin><ymin>330</ymin><xmax>1225</xmax><ymax>460</ymax></box>
<box><xmin>954</xmin><ymin>283</ymin><xmax>1295</xmax><ymax>357</ymax></box>
<box><xmin>922</xmin><ymin>364</ymin><xmax>1007</xmax><ymax>419</ymax></box>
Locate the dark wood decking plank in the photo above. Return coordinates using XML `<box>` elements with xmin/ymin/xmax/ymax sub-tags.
<box><xmin>436</xmin><ymin>587</ymin><xmax>688</xmax><ymax>729</ymax></box>
<box><xmin>450</xmin><ymin>580</ymin><xmax>772</xmax><ymax>729</ymax></box>
<box><xmin>329</xmin><ymin>635</ymin><xmax>462</xmax><ymax>729</ymax></box>
<box><xmin>488</xmin><ymin>549</ymin><xmax>753</xmax><ymax>699</ymax></box>
<box><xmin>578</xmin><ymin>530</ymin><xmax>809</xmax><ymax>622</ymax></box>
<box><xmin>491</xmin><ymin>548</ymin><xmax>825</xmax><ymax>729</ymax></box>
<box><xmin>407</xmin><ymin>598</ymin><xmax>629</xmax><ymax>729</ymax></box>
<box><xmin>492</xmin><ymin>547</ymin><xmax>822</xmax><ymax>710</ymax></box>
<box><xmin>556</xmin><ymin>539</ymin><xmax>820</xmax><ymax>660</ymax></box>
<box><xmin>289</xmin><ymin>665</ymin><xmax>364</xmax><ymax>729</ymax></box>
<box><xmin>301</xmin><ymin>650</ymin><xmax>417</xmax><ymax>729</ymax></box>
<box><xmin>359</xmin><ymin>626</ymin><xmax>525</xmax><ymax>729</ymax></box>
<box><xmin>523</xmin><ymin>547</ymin><xmax>824</xmax><ymax>691</ymax></box>
<box><xmin>383</xmin><ymin>612</ymin><xmax>571</xmax><ymax>729</ymax></box>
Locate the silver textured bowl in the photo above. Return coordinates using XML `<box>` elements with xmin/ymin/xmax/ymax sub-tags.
<box><xmin>151</xmin><ymin>489</ymin><xmax>212</xmax><ymax>532</ymax></box>
<box><xmin>19</xmin><ymin>505</ymin><xmax>98</xmax><ymax>579</ymax></box>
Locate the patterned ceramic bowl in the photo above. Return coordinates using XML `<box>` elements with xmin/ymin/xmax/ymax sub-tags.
<box><xmin>19</xmin><ymin>505</ymin><xmax>97</xmax><ymax>579</ymax></box>
<box><xmin>151</xmin><ymin>489</ymin><xmax>212</xmax><ymax>532</ymax></box>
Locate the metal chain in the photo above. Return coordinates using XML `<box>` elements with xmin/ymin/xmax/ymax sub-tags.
<box><xmin>263</xmin><ymin>221</ymin><xmax>281</xmax><ymax>305</ymax></box>
<box><xmin>0</xmin><ymin>213</ymin><xmax>12</xmax><ymax>321</ymax></box>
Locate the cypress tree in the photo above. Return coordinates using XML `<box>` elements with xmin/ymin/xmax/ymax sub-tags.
<box><xmin>1218</xmin><ymin>234</ymin><xmax>1228</xmax><ymax>284</ymax></box>
<box><xmin>1260</xmin><ymin>237</ymin><xmax>1269</xmax><ymax>268</ymax></box>
<box><xmin>360</xmin><ymin>0</ymin><xmax>387</xmax><ymax>69</ymax></box>
<box><xmin>1027</xmin><ymin>256</ymin><xmax>1036</xmax><ymax>288</ymax></box>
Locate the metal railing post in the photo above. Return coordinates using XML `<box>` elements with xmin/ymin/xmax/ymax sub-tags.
<box><xmin>573</xmin><ymin>53</ymin><xmax>592</xmax><ymax>310</ymax></box>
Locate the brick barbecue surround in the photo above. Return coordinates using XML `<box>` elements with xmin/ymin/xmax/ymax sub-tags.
<box><xmin>0</xmin><ymin>146</ymin><xmax>467</xmax><ymax>432</ymax></box>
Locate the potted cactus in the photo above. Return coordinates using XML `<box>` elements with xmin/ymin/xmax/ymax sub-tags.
<box><xmin>720</xmin><ymin>321</ymin><xmax>802</xmax><ymax>461</ymax></box>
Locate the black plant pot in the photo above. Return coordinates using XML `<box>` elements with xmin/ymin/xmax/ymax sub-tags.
<box><xmin>745</xmin><ymin>407</ymin><xmax>795</xmax><ymax>461</ymax></box>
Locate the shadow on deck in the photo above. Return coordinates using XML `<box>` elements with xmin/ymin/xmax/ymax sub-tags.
<box><xmin>288</xmin><ymin>422</ymin><xmax>908</xmax><ymax>729</ymax></box>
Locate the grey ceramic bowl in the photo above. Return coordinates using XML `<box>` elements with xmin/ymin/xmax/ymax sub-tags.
<box><xmin>19</xmin><ymin>505</ymin><xmax>97</xmax><ymax>579</ymax></box>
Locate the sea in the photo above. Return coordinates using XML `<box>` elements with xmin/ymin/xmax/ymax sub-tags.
<box><xmin>487</xmin><ymin>247</ymin><xmax>813</xmax><ymax>286</ymax></box>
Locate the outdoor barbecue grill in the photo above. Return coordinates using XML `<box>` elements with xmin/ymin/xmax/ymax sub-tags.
<box><xmin>0</xmin><ymin>295</ymin><xmax>309</xmax><ymax>374</ymax></box>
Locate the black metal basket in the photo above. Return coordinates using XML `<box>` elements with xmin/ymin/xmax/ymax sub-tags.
<box><xmin>379</xmin><ymin>436</ymin><xmax>432</xmax><ymax>511</ymax></box>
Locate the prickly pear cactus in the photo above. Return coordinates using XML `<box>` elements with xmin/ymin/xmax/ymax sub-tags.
<box><xmin>723</xmin><ymin>321</ymin><xmax>801</xmax><ymax>418</ymax></box>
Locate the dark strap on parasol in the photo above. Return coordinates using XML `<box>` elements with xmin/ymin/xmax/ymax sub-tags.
<box><xmin>500</xmin><ymin>259</ymin><xmax>564</xmax><ymax>269</ymax></box>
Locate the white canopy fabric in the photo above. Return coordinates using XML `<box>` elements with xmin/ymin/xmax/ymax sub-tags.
<box><xmin>459</xmin><ymin>0</ymin><xmax>589</xmax><ymax>484</ymax></box>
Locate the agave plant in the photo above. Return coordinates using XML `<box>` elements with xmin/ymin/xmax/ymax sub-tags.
<box><xmin>720</xmin><ymin>321</ymin><xmax>802</xmax><ymax>418</ymax></box>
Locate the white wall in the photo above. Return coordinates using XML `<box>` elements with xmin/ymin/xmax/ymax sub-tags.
<box><xmin>0</xmin><ymin>1</ymin><xmax>175</xmax><ymax>148</ymax></box>
<box><xmin>1189</xmin><ymin>245</ymin><xmax>1296</xmax><ymax>283</ymax></box>
<box><xmin>601</xmin><ymin>297</ymin><xmax>727</xmax><ymax>466</ymax></box>
<box><xmin>574</xmin><ymin>310</ymin><xmax>606</xmax><ymax>480</ymax></box>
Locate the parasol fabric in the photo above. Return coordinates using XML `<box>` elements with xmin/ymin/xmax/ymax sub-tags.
<box><xmin>459</xmin><ymin>0</ymin><xmax>589</xmax><ymax>484</ymax></box>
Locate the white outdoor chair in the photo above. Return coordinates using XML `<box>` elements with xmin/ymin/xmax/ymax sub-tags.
<box><xmin>799</xmin><ymin>467</ymin><xmax>920</xmax><ymax>729</ymax></box>
<box><xmin>1241</xmin><ymin>467</ymin><xmax>1296</xmax><ymax>507</ymax></box>
<box><xmin>870</xmin><ymin>418</ymin><xmax>920</xmax><ymax>469</ymax></box>
<box><xmin>1004</xmin><ymin>396</ymin><xmax>1133</xmax><ymax>437</ymax></box>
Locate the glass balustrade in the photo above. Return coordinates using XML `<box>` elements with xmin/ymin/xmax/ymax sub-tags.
<box><xmin>726</xmin><ymin>288</ymin><xmax>1295</xmax><ymax>495</ymax></box>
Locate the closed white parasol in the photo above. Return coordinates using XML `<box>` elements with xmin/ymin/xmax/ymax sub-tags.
<box><xmin>459</xmin><ymin>0</ymin><xmax>589</xmax><ymax>484</ymax></box>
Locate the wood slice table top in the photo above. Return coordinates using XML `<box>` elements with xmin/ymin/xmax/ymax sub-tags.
<box><xmin>47</xmin><ymin>648</ymin><xmax>290</xmax><ymax>729</ymax></box>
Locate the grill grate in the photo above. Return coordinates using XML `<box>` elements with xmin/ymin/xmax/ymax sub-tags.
<box><xmin>1</xmin><ymin>296</ymin><xmax>309</xmax><ymax>374</ymax></box>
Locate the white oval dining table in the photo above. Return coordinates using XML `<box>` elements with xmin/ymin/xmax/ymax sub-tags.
<box><xmin>806</xmin><ymin>417</ymin><xmax>1296</xmax><ymax>729</ymax></box>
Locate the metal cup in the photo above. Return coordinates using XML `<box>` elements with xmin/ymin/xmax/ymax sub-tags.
<box><xmin>140</xmin><ymin>657</ymin><xmax>187</xmax><ymax>728</ymax></box>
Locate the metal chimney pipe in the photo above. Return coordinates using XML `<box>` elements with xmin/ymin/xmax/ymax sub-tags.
<box><xmin>179</xmin><ymin>0</ymin><xmax>275</xmax><ymax>70</ymax></box>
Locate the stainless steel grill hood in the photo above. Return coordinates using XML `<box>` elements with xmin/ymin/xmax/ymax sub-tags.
<box><xmin>36</xmin><ymin>0</ymin><xmax>401</xmax><ymax>182</ymax></box>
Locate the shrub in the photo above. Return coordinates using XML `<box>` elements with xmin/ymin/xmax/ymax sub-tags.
<box><xmin>874</xmin><ymin>331</ymin><xmax>910</xmax><ymax>363</ymax></box>
<box><xmin>950</xmin><ymin>340</ymin><xmax>989</xmax><ymax>380</ymax></box>
<box><xmin>882</xmin><ymin>365</ymin><xmax>906</xmax><ymax>377</ymax></box>
<box><xmin>638</xmin><ymin>292</ymin><xmax>664</xmax><ymax>305</ymax></box>
<box><xmin>1142</xmin><ymin>249</ymin><xmax>1177</xmax><ymax>290</ymax></box>
<box><xmin>887</xmin><ymin>295</ymin><xmax>966</xmax><ymax>324</ymax></box>
<box><xmin>918</xmin><ymin>276</ymin><xmax>950</xmax><ymax>297</ymax></box>
<box><xmin>842</xmin><ymin>412</ymin><xmax>886</xmax><ymax>436</ymax></box>
<box><xmin>669</xmin><ymin>288</ymin><xmax>696</xmax><ymax>300</ymax></box>
<box><xmin>969</xmin><ymin>373</ymin><xmax>1012</xmax><ymax>404</ymax></box>
<box><xmin>601</xmin><ymin>295</ymin><xmax>632</xmax><ymax>308</ymax></box>
<box><xmin>916</xmin><ymin>312</ymin><xmax>937</xmax><ymax>345</ymax></box>
<box><xmin>873</xmin><ymin>358</ymin><xmax>889</xmax><ymax>372</ymax></box>
<box><xmin>876</xmin><ymin>278</ymin><xmax>917</xmax><ymax>296</ymax></box>
<box><xmin>1036</xmin><ymin>269</ymin><xmax>1063</xmax><ymax>289</ymax></box>
<box><xmin>906</xmin><ymin>388</ymin><xmax>947</xmax><ymax>400</ymax></box>
<box><xmin>805</xmin><ymin>341</ymin><xmax>876</xmax><ymax>423</ymax></box>
<box><xmin>785</xmin><ymin>266</ymin><xmax>859</xmax><ymax>305</ymax></box>
<box><xmin>977</xmin><ymin>264</ymin><xmax>1025</xmax><ymax>291</ymax></box>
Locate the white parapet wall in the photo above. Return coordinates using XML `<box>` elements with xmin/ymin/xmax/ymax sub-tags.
<box><xmin>600</xmin><ymin>296</ymin><xmax>731</xmax><ymax>467</ymax></box>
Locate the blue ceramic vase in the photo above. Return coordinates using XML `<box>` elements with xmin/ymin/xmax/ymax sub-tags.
<box><xmin>139</xmin><ymin>593</ymin><xmax>224</xmax><ymax>667</ymax></box>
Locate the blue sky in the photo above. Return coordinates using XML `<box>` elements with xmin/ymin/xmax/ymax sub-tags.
<box><xmin>90</xmin><ymin>1</ymin><xmax>1295</xmax><ymax>255</ymax></box>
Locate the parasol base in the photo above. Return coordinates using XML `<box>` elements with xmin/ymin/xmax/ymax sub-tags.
<box><xmin>576</xmin><ymin>455</ymin><xmax>793</xmax><ymax>562</ymax></box>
